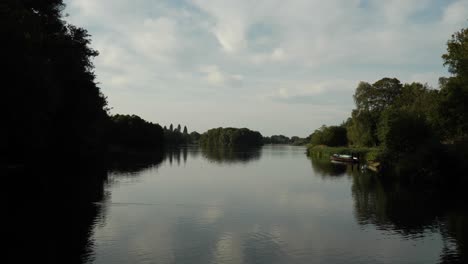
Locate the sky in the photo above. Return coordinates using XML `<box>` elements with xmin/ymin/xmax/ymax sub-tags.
<box><xmin>63</xmin><ymin>0</ymin><xmax>468</xmax><ymax>137</ymax></box>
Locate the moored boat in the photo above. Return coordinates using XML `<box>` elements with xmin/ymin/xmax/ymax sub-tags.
<box><xmin>330</xmin><ymin>154</ymin><xmax>358</xmax><ymax>163</ymax></box>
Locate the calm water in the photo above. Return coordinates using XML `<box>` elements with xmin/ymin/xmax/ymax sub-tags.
<box><xmin>82</xmin><ymin>145</ymin><xmax>467</xmax><ymax>264</ymax></box>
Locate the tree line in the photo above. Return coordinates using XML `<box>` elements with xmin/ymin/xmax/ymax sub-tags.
<box><xmin>2</xmin><ymin>1</ymin><xmax>202</xmax><ymax>166</ymax></box>
<box><xmin>199</xmin><ymin>127</ymin><xmax>263</xmax><ymax>147</ymax></box>
<box><xmin>263</xmin><ymin>135</ymin><xmax>309</xmax><ymax>145</ymax></box>
<box><xmin>308</xmin><ymin>27</ymin><xmax>468</xmax><ymax>178</ymax></box>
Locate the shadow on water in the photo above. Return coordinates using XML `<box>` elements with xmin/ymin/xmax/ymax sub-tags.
<box><xmin>4</xmin><ymin>160</ymin><xmax>107</xmax><ymax>264</ymax></box>
<box><xmin>4</xmin><ymin>149</ymin><xmax>169</xmax><ymax>264</ymax></box>
<box><xmin>201</xmin><ymin>145</ymin><xmax>262</xmax><ymax>164</ymax></box>
<box><xmin>309</xmin><ymin>156</ymin><xmax>361</xmax><ymax>178</ymax></box>
<box><xmin>350</xmin><ymin>170</ymin><xmax>468</xmax><ymax>263</ymax></box>
<box><xmin>107</xmin><ymin>150</ymin><xmax>166</xmax><ymax>173</ymax></box>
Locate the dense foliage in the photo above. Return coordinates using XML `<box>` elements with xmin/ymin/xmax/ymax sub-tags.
<box><xmin>200</xmin><ymin>127</ymin><xmax>263</xmax><ymax>147</ymax></box>
<box><xmin>263</xmin><ymin>135</ymin><xmax>291</xmax><ymax>144</ymax></box>
<box><xmin>310</xmin><ymin>125</ymin><xmax>347</xmax><ymax>147</ymax></box>
<box><xmin>3</xmin><ymin>0</ymin><xmax>109</xmax><ymax>163</ymax></box>
<box><xmin>108</xmin><ymin>114</ymin><xmax>164</xmax><ymax>150</ymax></box>
<box><xmin>163</xmin><ymin>123</ymin><xmax>193</xmax><ymax>145</ymax></box>
<box><xmin>307</xmin><ymin>26</ymin><xmax>468</xmax><ymax>178</ymax></box>
<box><xmin>263</xmin><ymin>135</ymin><xmax>309</xmax><ymax>145</ymax></box>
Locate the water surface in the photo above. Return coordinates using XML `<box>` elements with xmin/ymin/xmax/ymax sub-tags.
<box><xmin>84</xmin><ymin>145</ymin><xmax>467</xmax><ymax>264</ymax></box>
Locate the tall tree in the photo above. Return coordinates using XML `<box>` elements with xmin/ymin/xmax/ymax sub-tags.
<box><xmin>439</xmin><ymin>27</ymin><xmax>468</xmax><ymax>140</ymax></box>
<box><xmin>3</xmin><ymin>0</ymin><xmax>108</xmax><ymax>163</ymax></box>
<box><xmin>348</xmin><ymin>78</ymin><xmax>403</xmax><ymax>146</ymax></box>
<box><xmin>183</xmin><ymin>126</ymin><xmax>188</xmax><ymax>135</ymax></box>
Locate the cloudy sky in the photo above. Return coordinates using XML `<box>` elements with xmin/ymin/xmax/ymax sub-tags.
<box><xmin>64</xmin><ymin>0</ymin><xmax>468</xmax><ymax>136</ymax></box>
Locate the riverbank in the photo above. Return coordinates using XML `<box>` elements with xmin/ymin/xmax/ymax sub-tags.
<box><xmin>306</xmin><ymin>145</ymin><xmax>381</xmax><ymax>166</ymax></box>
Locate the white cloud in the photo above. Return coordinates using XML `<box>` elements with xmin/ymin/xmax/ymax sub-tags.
<box><xmin>132</xmin><ymin>17</ymin><xmax>179</xmax><ymax>61</ymax></box>
<box><xmin>443</xmin><ymin>0</ymin><xmax>468</xmax><ymax>25</ymax></box>
<box><xmin>63</xmin><ymin>0</ymin><xmax>468</xmax><ymax>135</ymax></box>
<box><xmin>199</xmin><ymin>65</ymin><xmax>243</xmax><ymax>86</ymax></box>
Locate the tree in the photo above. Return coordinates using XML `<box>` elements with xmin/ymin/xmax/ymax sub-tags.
<box><xmin>442</xmin><ymin>28</ymin><xmax>468</xmax><ymax>78</ymax></box>
<box><xmin>3</xmin><ymin>0</ymin><xmax>108</xmax><ymax>163</ymax></box>
<box><xmin>310</xmin><ymin>125</ymin><xmax>347</xmax><ymax>147</ymax></box>
<box><xmin>347</xmin><ymin>78</ymin><xmax>403</xmax><ymax>146</ymax></box>
<box><xmin>199</xmin><ymin>127</ymin><xmax>263</xmax><ymax>147</ymax></box>
<box><xmin>169</xmin><ymin>124</ymin><xmax>173</xmax><ymax>132</ymax></box>
<box><xmin>177</xmin><ymin>124</ymin><xmax>181</xmax><ymax>132</ymax></box>
<box><xmin>378</xmin><ymin>109</ymin><xmax>434</xmax><ymax>154</ymax></box>
<box><xmin>108</xmin><ymin>114</ymin><xmax>164</xmax><ymax>150</ymax></box>
<box><xmin>438</xmin><ymin>27</ymin><xmax>468</xmax><ymax>140</ymax></box>
<box><xmin>183</xmin><ymin>126</ymin><xmax>188</xmax><ymax>135</ymax></box>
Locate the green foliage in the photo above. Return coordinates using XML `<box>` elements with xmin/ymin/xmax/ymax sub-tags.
<box><xmin>200</xmin><ymin>127</ymin><xmax>263</xmax><ymax>147</ymax></box>
<box><xmin>443</xmin><ymin>28</ymin><xmax>468</xmax><ymax>78</ymax></box>
<box><xmin>310</xmin><ymin>125</ymin><xmax>347</xmax><ymax>147</ymax></box>
<box><xmin>263</xmin><ymin>135</ymin><xmax>291</xmax><ymax>144</ymax></box>
<box><xmin>353</xmin><ymin>78</ymin><xmax>403</xmax><ymax>113</ymax></box>
<box><xmin>347</xmin><ymin>78</ymin><xmax>403</xmax><ymax>147</ymax></box>
<box><xmin>438</xmin><ymin>78</ymin><xmax>468</xmax><ymax>141</ymax></box>
<box><xmin>347</xmin><ymin>110</ymin><xmax>378</xmax><ymax>146</ymax></box>
<box><xmin>377</xmin><ymin>109</ymin><xmax>436</xmax><ymax>154</ymax></box>
<box><xmin>189</xmin><ymin>131</ymin><xmax>201</xmax><ymax>143</ymax></box>
<box><xmin>436</xmin><ymin>28</ymin><xmax>468</xmax><ymax>141</ymax></box>
<box><xmin>307</xmin><ymin>145</ymin><xmax>380</xmax><ymax>162</ymax></box>
<box><xmin>290</xmin><ymin>136</ymin><xmax>309</xmax><ymax>146</ymax></box>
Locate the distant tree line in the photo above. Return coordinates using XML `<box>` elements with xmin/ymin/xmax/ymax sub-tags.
<box><xmin>200</xmin><ymin>127</ymin><xmax>263</xmax><ymax>147</ymax></box>
<box><xmin>108</xmin><ymin>115</ymin><xmax>201</xmax><ymax>152</ymax></box>
<box><xmin>163</xmin><ymin>123</ymin><xmax>199</xmax><ymax>146</ymax></box>
<box><xmin>3</xmin><ymin>1</ymin><xmax>207</xmax><ymax>166</ymax></box>
<box><xmin>108</xmin><ymin>114</ymin><xmax>164</xmax><ymax>151</ymax></box>
<box><xmin>308</xmin><ymin>27</ymin><xmax>468</xmax><ymax>178</ymax></box>
<box><xmin>263</xmin><ymin>135</ymin><xmax>309</xmax><ymax>145</ymax></box>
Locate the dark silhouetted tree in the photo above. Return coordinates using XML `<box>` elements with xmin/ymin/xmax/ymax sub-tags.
<box><xmin>3</xmin><ymin>0</ymin><xmax>108</xmax><ymax>164</ymax></box>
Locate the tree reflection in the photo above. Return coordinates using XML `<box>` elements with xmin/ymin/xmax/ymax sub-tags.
<box><xmin>201</xmin><ymin>145</ymin><xmax>261</xmax><ymax>164</ymax></box>
<box><xmin>309</xmin><ymin>157</ymin><xmax>361</xmax><ymax>178</ymax></box>
<box><xmin>108</xmin><ymin>150</ymin><xmax>165</xmax><ymax>173</ymax></box>
<box><xmin>351</xmin><ymin>172</ymin><xmax>468</xmax><ymax>263</ymax></box>
<box><xmin>5</xmin><ymin>161</ymin><xmax>107</xmax><ymax>264</ymax></box>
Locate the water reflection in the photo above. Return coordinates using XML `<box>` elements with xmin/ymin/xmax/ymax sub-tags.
<box><xmin>5</xmin><ymin>161</ymin><xmax>108</xmax><ymax>264</ymax></box>
<box><xmin>201</xmin><ymin>145</ymin><xmax>261</xmax><ymax>164</ymax></box>
<box><xmin>9</xmin><ymin>147</ymin><xmax>467</xmax><ymax>263</ymax></box>
<box><xmin>348</xmin><ymin>170</ymin><xmax>468</xmax><ymax>263</ymax></box>
<box><xmin>166</xmin><ymin>147</ymin><xmax>193</xmax><ymax>166</ymax></box>
<box><xmin>108</xmin><ymin>151</ymin><xmax>165</xmax><ymax>173</ymax></box>
<box><xmin>309</xmin><ymin>157</ymin><xmax>360</xmax><ymax>178</ymax></box>
<box><xmin>92</xmin><ymin>146</ymin><xmax>468</xmax><ymax>264</ymax></box>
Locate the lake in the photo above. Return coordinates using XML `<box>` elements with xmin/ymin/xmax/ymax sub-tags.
<box><xmin>78</xmin><ymin>145</ymin><xmax>466</xmax><ymax>264</ymax></box>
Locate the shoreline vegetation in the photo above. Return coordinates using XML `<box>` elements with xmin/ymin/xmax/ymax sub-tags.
<box><xmin>4</xmin><ymin>2</ymin><xmax>468</xmax><ymax>263</ymax></box>
<box><xmin>4</xmin><ymin>1</ymin><xmax>468</xmax><ymax>185</ymax></box>
<box><xmin>306</xmin><ymin>145</ymin><xmax>380</xmax><ymax>163</ymax></box>
<box><xmin>304</xmin><ymin>28</ymin><xmax>468</xmax><ymax>184</ymax></box>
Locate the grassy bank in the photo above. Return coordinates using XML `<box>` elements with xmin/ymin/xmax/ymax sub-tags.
<box><xmin>306</xmin><ymin>145</ymin><xmax>381</xmax><ymax>163</ymax></box>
